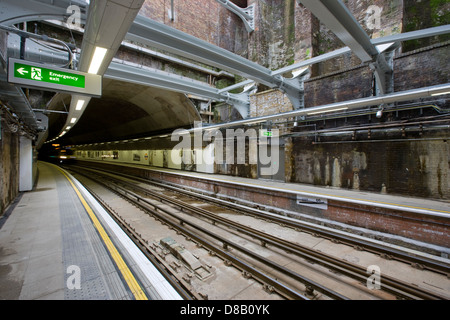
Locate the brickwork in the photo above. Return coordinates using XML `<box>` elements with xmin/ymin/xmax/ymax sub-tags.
<box><xmin>140</xmin><ymin>0</ymin><xmax>239</xmax><ymax>51</ymax></box>
<box><xmin>250</xmin><ymin>89</ymin><xmax>293</xmax><ymax>117</ymax></box>
<box><xmin>249</xmin><ymin>42</ymin><xmax>450</xmax><ymax>199</ymax></box>
<box><xmin>290</xmin><ymin>138</ymin><xmax>449</xmax><ymax>199</ymax></box>
<box><xmin>0</xmin><ymin>121</ymin><xmax>20</xmax><ymax>215</ymax></box>
<box><xmin>305</xmin><ymin>65</ymin><xmax>373</xmax><ymax>107</ymax></box>
<box><xmin>325</xmin><ymin>200</ymin><xmax>449</xmax><ymax>248</ymax></box>
<box><xmin>394</xmin><ymin>42</ymin><xmax>450</xmax><ymax>90</ymax></box>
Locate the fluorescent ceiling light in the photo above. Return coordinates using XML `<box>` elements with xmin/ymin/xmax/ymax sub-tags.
<box><xmin>75</xmin><ymin>99</ymin><xmax>85</xmax><ymax>110</ymax></box>
<box><xmin>70</xmin><ymin>117</ymin><xmax>77</xmax><ymax>123</ymax></box>
<box><xmin>66</xmin><ymin>126</ymin><xmax>71</xmax><ymax>130</ymax></box>
<box><xmin>307</xmin><ymin>107</ymin><xmax>348</xmax><ymax>115</ymax></box>
<box><xmin>88</xmin><ymin>46</ymin><xmax>108</xmax><ymax>74</ymax></box>
<box><xmin>431</xmin><ymin>91</ymin><xmax>450</xmax><ymax>96</ymax></box>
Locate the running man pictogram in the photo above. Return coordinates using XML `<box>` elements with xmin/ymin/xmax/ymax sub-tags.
<box><xmin>31</xmin><ymin>67</ymin><xmax>43</xmax><ymax>80</ymax></box>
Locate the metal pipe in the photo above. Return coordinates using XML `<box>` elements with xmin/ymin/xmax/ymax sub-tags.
<box><xmin>0</xmin><ymin>24</ymin><xmax>74</xmax><ymax>67</ymax></box>
<box><xmin>311</xmin><ymin>137</ymin><xmax>447</xmax><ymax>144</ymax></box>
<box><xmin>291</xmin><ymin>116</ymin><xmax>450</xmax><ymax>137</ymax></box>
<box><xmin>197</xmin><ymin>83</ymin><xmax>450</xmax><ymax>131</ymax></box>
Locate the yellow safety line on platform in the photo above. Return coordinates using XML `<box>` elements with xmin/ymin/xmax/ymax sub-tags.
<box><xmin>58</xmin><ymin>167</ymin><xmax>148</xmax><ymax>300</ymax></box>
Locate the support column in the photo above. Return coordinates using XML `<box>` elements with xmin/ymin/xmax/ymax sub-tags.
<box><xmin>19</xmin><ymin>136</ymin><xmax>33</xmax><ymax>191</ymax></box>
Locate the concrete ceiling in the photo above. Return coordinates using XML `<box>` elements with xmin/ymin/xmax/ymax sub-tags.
<box><xmin>47</xmin><ymin>78</ymin><xmax>201</xmax><ymax>145</ymax></box>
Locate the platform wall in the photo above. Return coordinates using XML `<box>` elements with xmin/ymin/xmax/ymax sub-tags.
<box><xmin>0</xmin><ymin>120</ymin><xmax>20</xmax><ymax>215</ymax></box>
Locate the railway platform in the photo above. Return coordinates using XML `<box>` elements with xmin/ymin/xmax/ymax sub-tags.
<box><xmin>0</xmin><ymin>161</ymin><xmax>181</xmax><ymax>300</ymax></box>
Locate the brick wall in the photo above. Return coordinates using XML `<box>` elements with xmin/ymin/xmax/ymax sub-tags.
<box><xmin>250</xmin><ymin>89</ymin><xmax>293</xmax><ymax>117</ymax></box>
<box><xmin>289</xmin><ymin>137</ymin><xmax>449</xmax><ymax>199</ymax></box>
<box><xmin>0</xmin><ymin>121</ymin><xmax>20</xmax><ymax>215</ymax></box>
<box><xmin>250</xmin><ymin>43</ymin><xmax>449</xmax><ymax>199</ymax></box>
<box><xmin>394</xmin><ymin>42</ymin><xmax>450</xmax><ymax>90</ymax></box>
<box><xmin>140</xmin><ymin>0</ymin><xmax>244</xmax><ymax>53</ymax></box>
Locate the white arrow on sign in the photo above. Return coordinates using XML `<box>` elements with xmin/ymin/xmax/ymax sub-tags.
<box><xmin>17</xmin><ymin>67</ymin><xmax>28</xmax><ymax>76</ymax></box>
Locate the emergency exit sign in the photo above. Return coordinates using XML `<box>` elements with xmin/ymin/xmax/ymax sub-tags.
<box><xmin>8</xmin><ymin>58</ymin><xmax>101</xmax><ymax>97</ymax></box>
<box><xmin>260</xmin><ymin>129</ymin><xmax>274</xmax><ymax>137</ymax></box>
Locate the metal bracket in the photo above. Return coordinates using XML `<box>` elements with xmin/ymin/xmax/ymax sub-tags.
<box><xmin>370</xmin><ymin>52</ymin><xmax>393</xmax><ymax>95</ymax></box>
<box><xmin>215</xmin><ymin>0</ymin><xmax>255</xmax><ymax>33</ymax></box>
<box><xmin>276</xmin><ymin>67</ymin><xmax>310</xmax><ymax>111</ymax></box>
<box><xmin>370</xmin><ymin>43</ymin><xmax>398</xmax><ymax>96</ymax></box>
<box><xmin>221</xmin><ymin>90</ymin><xmax>251</xmax><ymax>119</ymax></box>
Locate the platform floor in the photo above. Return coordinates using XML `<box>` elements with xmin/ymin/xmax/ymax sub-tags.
<box><xmin>0</xmin><ymin>161</ymin><xmax>179</xmax><ymax>300</ymax></box>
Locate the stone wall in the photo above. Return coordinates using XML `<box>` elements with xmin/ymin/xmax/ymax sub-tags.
<box><xmin>394</xmin><ymin>42</ymin><xmax>450</xmax><ymax>90</ymax></box>
<box><xmin>402</xmin><ymin>0</ymin><xmax>450</xmax><ymax>52</ymax></box>
<box><xmin>252</xmin><ymin>42</ymin><xmax>450</xmax><ymax>199</ymax></box>
<box><xmin>289</xmin><ymin>137</ymin><xmax>449</xmax><ymax>199</ymax></box>
<box><xmin>0</xmin><ymin>118</ymin><xmax>20</xmax><ymax>215</ymax></box>
<box><xmin>250</xmin><ymin>89</ymin><xmax>293</xmax><ymax>117</ymax></box>
<box><xmin>140</xmin><ymin>0</ymin><xmax>247</xmax><ymax>54</ymax></box>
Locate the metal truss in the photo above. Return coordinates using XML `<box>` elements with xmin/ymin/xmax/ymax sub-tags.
<box><xmin>105</xmin><ymin>61</ymin><xmax>251</xmax><ymax>118</ymax></box>
<box><xmin>2</xmin><ymin>0</ymin><xmax>450</xmax><ymax>124</ymax></box>
<box><xmin>126</xmin><ymin>14</ymin><xmax>304</xmax><ymax>116</ymax></box>
<box><xmin>297</xmin><ymin>0</ymin><xmax>395</xmax><ymax>95</ymax></box>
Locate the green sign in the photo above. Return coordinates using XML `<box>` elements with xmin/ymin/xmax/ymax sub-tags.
<box><xmin>13</xmin><ymin>62</ymin><xmax>85</xmax><ymax>88</ymax></box>
<box><xmin>8</xmin><ymin>58</ymin><xmax>102</xmax><ymax>97</ymax></box>
<box><xmin>261</xmin><ymin>130</ymin><xmax>273</xmax><ymax>137</ymax></box>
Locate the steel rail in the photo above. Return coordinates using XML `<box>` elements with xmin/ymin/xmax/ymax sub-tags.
<box><xmin>74</xmin><ymin>162</ymin><xmax>450</xmax><ymax>278</ymax></box>
<box><xmin>68</xmin><ymin>167</ymin><xmax>312</xmax><ymax>300</ymax></box>
<box><xmin>100</xmin><ymin>170</ymin><xmax>447</xmax><ymax>300</ymax></box>
<box><xmin>106</xmin><ymin>181</ymin><xmax>333</xmax><ymax>299</ymax></box>
<box><xmin>70</xmin><ymin>165</ymin><xmax>449</xmax><ymax>300</ymax></box>
<box><xmin>72</xmin><ymin>174</ymin><xmax>198</xmax><ymax>300</ymax></box>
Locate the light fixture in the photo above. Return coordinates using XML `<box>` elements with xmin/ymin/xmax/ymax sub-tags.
<box><xmin>66</xmin><ymin>126</ymin><xmax>71</xmax><ymax>130</ymax></box>
<box><xmin>307</xmin><ymin>107</ymin><xmax>348</xmax><ymax>115</ymax></box>
<box><xmin>75</xmin><ymin>99</ymin><xmax>85</xmax><ymax>111</ymax></box>
<box><xmin>70</xmin><ymin>117</ymin><xmax>77</xmax><ymax>123</ymax></box>
<box><xmin>88</xmin><ymin>46</ymin><xmax>108</xmax><ymax>74</ymax></box>
<box><xmin>431</xmin><ymin>91</ymin><xmax>450</xmax><ymax>96</ymax></box>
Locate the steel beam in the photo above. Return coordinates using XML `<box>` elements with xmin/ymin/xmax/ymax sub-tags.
<box><xmin>297</xmin><ymin>0</ymin><xmax>378</xmax><ymax>62</ymax></box>
<box><xmin>297</xmin><ymin>0</ymin><xmax>396</xmax><ymax>94</ymax></box>
<box><xmin>224</xmin><ymin>25</ymin><xmax>450</xmax><ymax>93</ymax></box>
<box><xmin>126</xmin><ymin>15</ymin><xmax>304</xmax><ymax>113</ymax></box>
<box><xmin>58</xmin><ymin>0</ymin><xmax>145</xmax><ymax>139</ymax></box>
<box><xmin>126</xmin><ymin>15</ymin><xmax>282</xmax><ymax>89</ymax></box>
<box><xmin>105</xmin><ymin>61</ymin><xmax>251</xmax><ymax>119</ymax></box>
<box><xmin>198</xmin><ymin>83</ymin><xmax>450</xmax><ymax>131</ymax></box>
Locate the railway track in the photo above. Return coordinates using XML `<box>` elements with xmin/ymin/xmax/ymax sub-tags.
<box><xmin>65</xmin><ymin>164</ymin><xmax>450</xmax><ymax>300</ymax></box>
<box><xmin>72</xmin><ymin>163</ymin><xmax>450</xmax><ymax>277</ymax></box>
